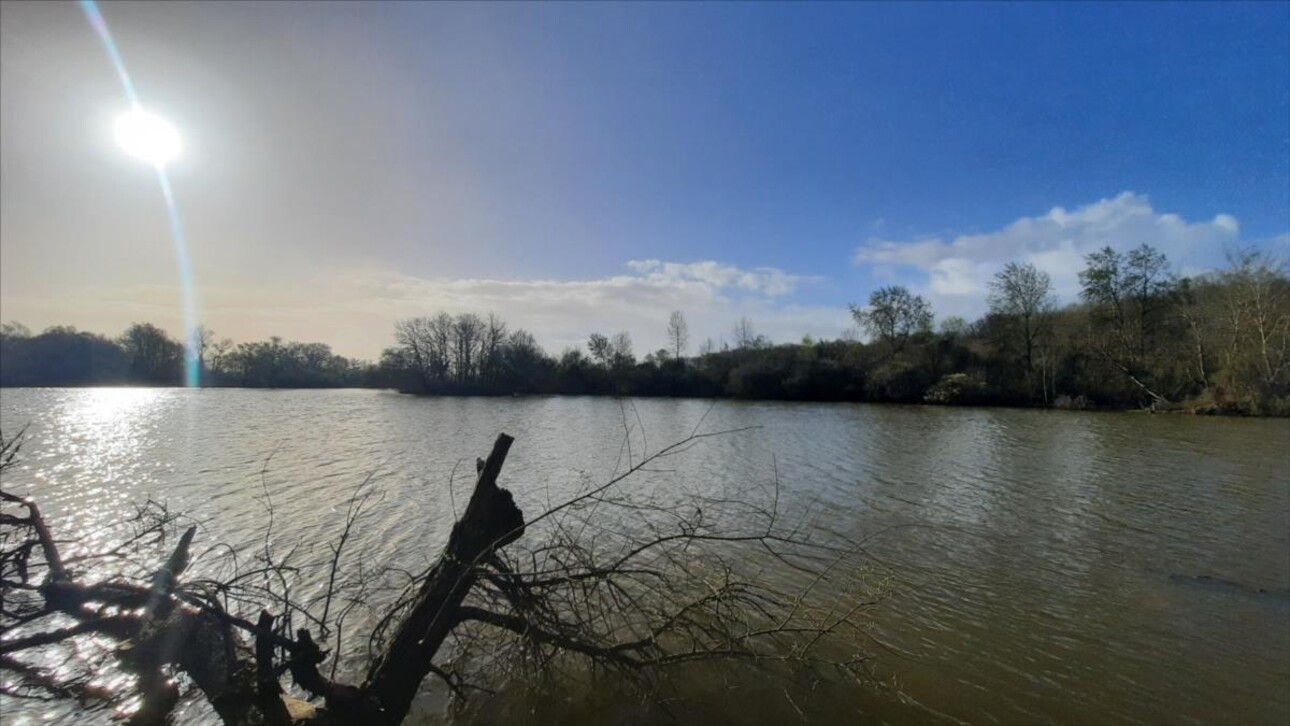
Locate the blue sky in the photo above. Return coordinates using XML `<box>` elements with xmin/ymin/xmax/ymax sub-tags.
<box><xmin>1</xmin><ymin>1</ymin><xmax>1287</xmax><ymax>357</ymax></box>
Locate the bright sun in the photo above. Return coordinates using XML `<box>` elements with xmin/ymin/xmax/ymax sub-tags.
<box><xmin>114</xmin><ymin>107</ymin><xmax>181</xmax><ymax>167</ymax></box>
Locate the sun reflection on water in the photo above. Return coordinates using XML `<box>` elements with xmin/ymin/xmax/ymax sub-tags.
<box><xmin>23</xmin><ymin>389</ymin><xmax>178</xmax><ymax>567</ymax></box>
<box><xmin>72</xmin><ymin>387</ymin><xmax>165</xmax><ymax>425</ymax></box>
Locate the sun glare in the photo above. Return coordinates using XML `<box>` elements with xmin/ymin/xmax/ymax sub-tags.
<box><xmin>114</xmin><ymin>107</ymin><xmax>181</xmax><ymax>167</ymax></box>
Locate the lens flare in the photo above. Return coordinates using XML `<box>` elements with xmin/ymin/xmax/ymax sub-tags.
<box><xmin>80</xmin><ymin>0</ymin><xmax>201</xmax><ymax>386</ymax></box>
<box><xmin>114</xmin><ymin>108</ymin><xmax>181</xmax><ymax>167</ymax></box>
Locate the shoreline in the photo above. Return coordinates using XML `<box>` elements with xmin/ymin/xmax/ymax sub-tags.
<box><xmin>3</xmin><ymin>384</ymin><xmax>1286</xmax><ymax>419</ymax></box>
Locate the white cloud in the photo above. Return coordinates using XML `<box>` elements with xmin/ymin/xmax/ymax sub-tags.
<box><xmin>929</xmin><ymin>259</ymin><xmax>984</xmax><ymax>296</ymax></box>
<box><xmin>0</xmin><ymin>260</ymin><xmax>849</xmax><ymax>359</ymax></box>
<box><xmin>624</xmin><ymin>259</ymin><xmax>812</xmax><ymax>297</ymax></box>
<box><xmin>344</xmin><ymin>261</ymin><xmax>842</xmax><ymax>355</ymax></box>
<box><xmin>852</xmin><ymin>192</ymin><xmax>1244</xmax><ymax>319</ymax></box>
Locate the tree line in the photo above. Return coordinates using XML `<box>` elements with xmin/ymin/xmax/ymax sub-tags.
<box><xmin>378</xmin><ymin>246</ymin><xmax>1288</xmax><ymax>414</ymax></box>
<box><xmin>0</xmin><ymin>322</ymin><xmax>372</xmax><ymax>388</ymax></box>
<box><xmin>3</xmin><ymin>245</ymin><xmax>1286</xmax><ymax>414</ymax></box>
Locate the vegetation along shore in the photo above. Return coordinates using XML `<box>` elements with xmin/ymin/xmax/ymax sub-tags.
<box><xmin>3</xmin><ymin>247</ymin><xmax>1286</xmax><ymax>415</ymax></box>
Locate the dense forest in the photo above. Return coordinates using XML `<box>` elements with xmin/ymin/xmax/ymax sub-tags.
<box><xmin>3</xmin><ymin>246</ymin><xmax>1287</xmax><ymax>414</ymax></box>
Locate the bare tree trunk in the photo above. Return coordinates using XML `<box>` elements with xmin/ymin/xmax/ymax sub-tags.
<box><xmin>362</xmin><ymin>433</ymin><xmax>525</xmax><ymax>723</ymax></box>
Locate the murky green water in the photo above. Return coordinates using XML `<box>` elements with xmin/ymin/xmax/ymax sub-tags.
<box><xmin>2</xmin><ymin>388</ymin><xmax>1287</xmax><ymax>724</ymax></box>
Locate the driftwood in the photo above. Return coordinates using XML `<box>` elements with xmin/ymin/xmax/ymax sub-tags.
<box><xmin>1</xmin><ymin>425</ymin><xmax>875</xmax><ymax>725</ymax></box>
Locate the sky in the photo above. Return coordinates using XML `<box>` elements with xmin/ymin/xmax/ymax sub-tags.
<box><xmin>1</xmin><ymin>1</ymin><xmax>1287</xmax><ymax>359</ymax></box>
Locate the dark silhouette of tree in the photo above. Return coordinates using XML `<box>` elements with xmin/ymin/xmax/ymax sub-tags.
<box><xmin>732</xmin><ymin>317</ymin><xmax>757</xmax><ymax>349</ymax></box>
<box><xmin>587</xmin><ymin>333</ymin><xmax>612</xmax><ymax>368</ymax></box>
<box><xmin>666</xmin><ymin>310</ymin><xmax>689</xmax><ymax>359</ymax></box>
<box><xmin>0</xmin><ymin>321</ymin><xmax>31</xmax><ymax>338</ymax></box>
<box><xmin>194</xmin><ymin>325</ymin><xmax>217</xmax><ymax>382</ymax></box>
<box><xmin>119</xmin><ymin>323</ymin><xmax>183</xmax><ymax>385</ymax></box>
<box><xmin>610</xmin><ymin>331</ymin><xmax>635</xmax><ymax>370</ymax></box>
<box><xmin>1079</xmin><ymin>244</ymin><xmax>1177</xmax><ymax>405</ymax></box>
<box><xmin>452</xmin><ymin>314</ymin><xmax>484</xmax><ymax>384</ymax></box>
<box><xmin>988</xmin><ymin>262</ymin><xmax>1055</xmax><ymax>393</ymax></box>
<box><xmin>0</xmin><ymin>326</ymin><xmax>128</xmax><ymax>386</ymax></box>
<box><xmin>849</xmin><ymin>286</ymin><xmax>932</xmax><ymax>353</ymax></box>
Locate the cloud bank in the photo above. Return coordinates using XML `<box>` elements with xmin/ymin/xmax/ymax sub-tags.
<box><xmin>852</xmin><ymin>192</ymin><xmax>1245</xmax><ymax>319</ymax></box>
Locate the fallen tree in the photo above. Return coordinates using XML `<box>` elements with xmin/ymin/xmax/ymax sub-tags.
<box><xmin>0</xmin><ymin>423</ymin><xmax>876</xmax><ymax>725</ymax></box>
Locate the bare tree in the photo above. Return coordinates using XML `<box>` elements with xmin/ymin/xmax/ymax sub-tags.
<box><xmin>0</xmin><ymin>425</ymin><xmax>876</xmax><ymax>726</ymax></box>
<box><xmin>394</xmin><ymin>317</ymin><xmax>437</xmax><ymax>390</ymax></box>
<box><xmin>1174</xmin><ymin>277</ymin><xmax>1212</xmax><ymax>388</ymax></box>
<box><xmin>194</xmin><ymin>325</ymin><xmax>217</xmax><ymax>382</ymax></box>
<box><xmin>1079</xmin><ymin>244</ymin><xmax>1176</xmax><ymax>404</ymax></box>
<box><xmin>480</xmin><ymin>313</ymin><xmax>508</xmax><ymax>384</ymax></box>
<box><xmin>665</xmin><ymin>311</ymin><xmax>689</xmax><ymax>360</ymax></box>
<box><xmin>732</xmin><ymin>317</ymin><xmax>757</xmax><ymax>350</ymax></box>
<box><xmin>610</xmin><ymin>331</ymin><xmax>635</xmax><ymax>368</ymax></box>
<box><xmin>587</xmin><ymin>332</ymin><xmax>613</xmax><ymax>368</ymax></box>
<box><xmin>987</xmin><ymin>262</ymin><xmax>1056</xmax><ymax>381</ymax></box>
<box><xmin>208</xmin><ymin>336</ymin><xmax>234</xmax><ymax>379</ymax></box>
<box><xmin>1216</xmin><ymin>248</ymin><xmax>1290</xmax><ymax>393</ymax></box>
<box><xmin>452</xmin><ymin>314</ymin><xmax>484</xmax><ymax>383</ymax></box>
<box><xmin>849</xmin><ymin>286</ymin><xmax>932</xmax><ymax>353</ymax></box>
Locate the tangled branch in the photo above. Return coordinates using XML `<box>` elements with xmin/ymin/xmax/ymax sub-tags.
<box><xmin>0</xmin><ymin>421</ymin><xmax>880</xmax><ymax>725</ymax></box>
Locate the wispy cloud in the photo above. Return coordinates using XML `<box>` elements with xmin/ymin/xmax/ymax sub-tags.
<box><xmin>623</xmin><ymin>260</ymin><xmax>814</xmax><ymax>297</ymax></box>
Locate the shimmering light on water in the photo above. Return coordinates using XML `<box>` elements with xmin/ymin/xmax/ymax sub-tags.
<box><xmin>1</xmin><ymin>390</ymin><xmax>1287</xmax><ymax>725</ymax></box>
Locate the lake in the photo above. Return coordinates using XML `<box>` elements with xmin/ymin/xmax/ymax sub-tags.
<box><xmin>1</xmin><ymin>388</ymin><xmax>1287</xmax><ymax>725</ymax></box>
